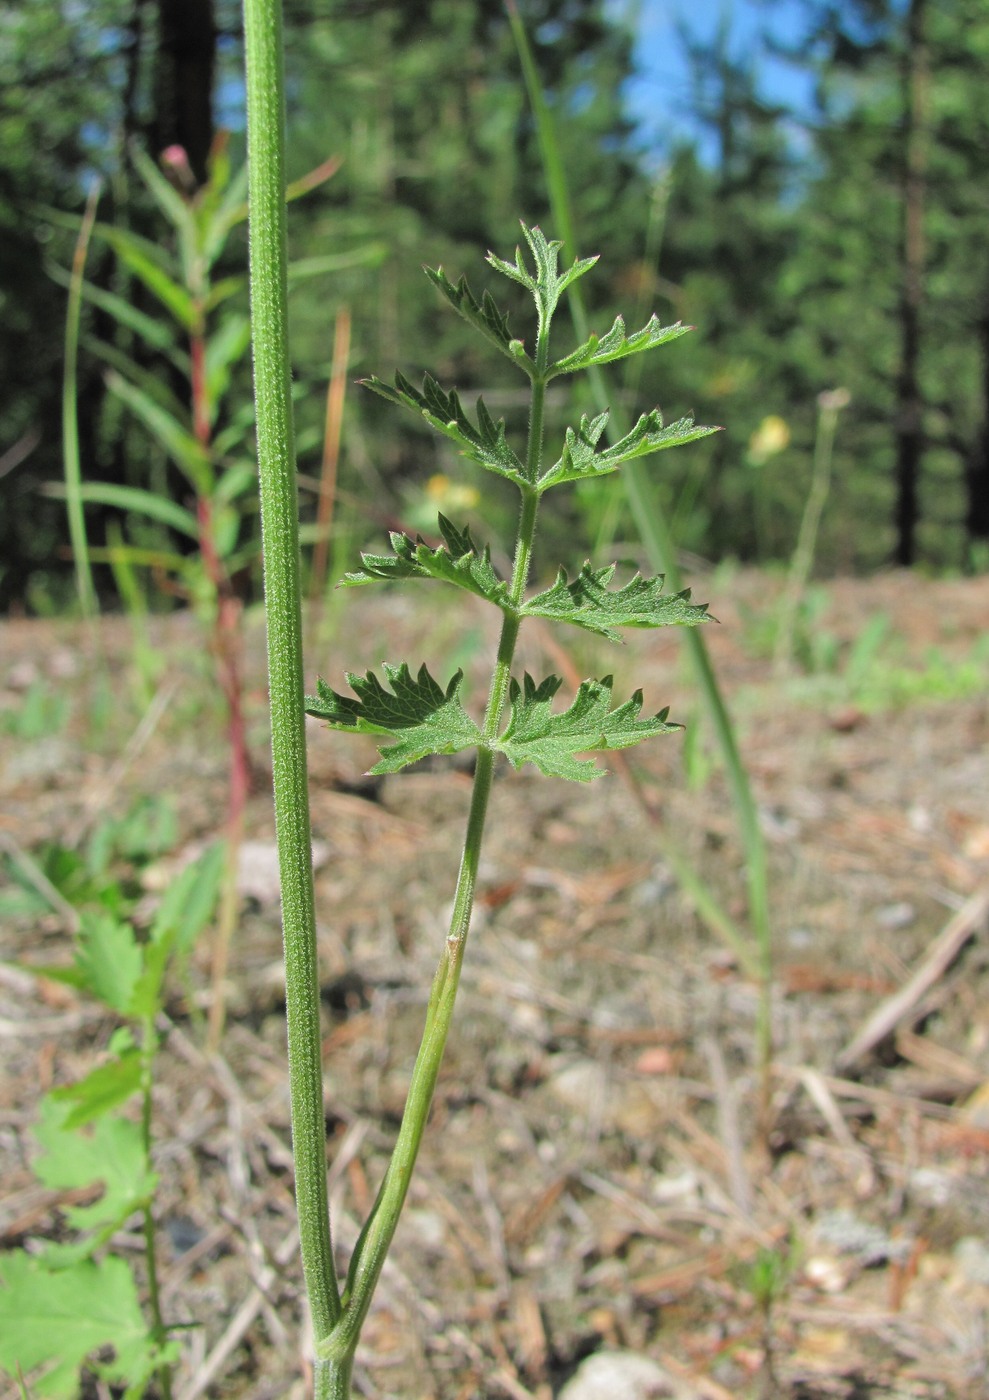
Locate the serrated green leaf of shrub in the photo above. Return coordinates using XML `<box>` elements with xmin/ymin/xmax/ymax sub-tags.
<box><xmin>540</xmin><ymin>408</ymin><xmax>720</xmax><ymax>489</ymax></box>
<box><xmin>73</xmin><ymin>910</ymin><xmax>142</xmax><ymax>1014</ymax></box>
<box><xmin>32</xmin><ymin>1098</ymin><xmax>155</xmax><ymax>1244</ymax></box>
<box><xmin>494</xmin><ymin>674</ymin><xmax>680</xmax><ymax>782</ymax></box>
<box><xmin>522</xmin><ymin>564</ymin><xmax>711</xmax><ymax>639</ymax></box>
<box><xmin>362</xmin><ymin>373</ymin><xmax>528</xmax><ymax>486</ymax></box>
<box><xmin>306</xmin><ymin>664</ymin><xmax>483</xmax><ymax>774</ymax></box>
<box><xmin>549</xmin><ymin>314</ymin><xmax>691</xmax><ymax>377</ymax></box>
<box><xmin>49</xmin><ymin>1050</ymin><xmax>143</xmax><ymax>1129</ymax></box>
<box><xmin>342</xmin><ymin>514</ymin><xmax>512</xmax><ymax>610</ymax></box>
<box><xmin>0</xmin><ymin>1252</ymin><xmax>174</xmax><ymax>1399</ymax></box>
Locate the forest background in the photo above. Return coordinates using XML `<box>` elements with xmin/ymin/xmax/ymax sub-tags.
<box><xmin>1</xmin><ymin>0</ymin><xmax>987</xmax><ymax>616</ymax></box>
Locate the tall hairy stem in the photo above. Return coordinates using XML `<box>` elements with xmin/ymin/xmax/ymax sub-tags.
<box><xmin>242</xmin><ymin>7</ymin><xmax>341</xmax><ymax>1399</ymax></box>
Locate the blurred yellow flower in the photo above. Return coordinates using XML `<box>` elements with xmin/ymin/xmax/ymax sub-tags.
<box><xmin>425</xmin><ymin>474</ymin><xmax>480</xmax><ymax>511</ymax></box>
<box><xmin>747</xmin><ymin>415</ymin><xmax>790</xmax><ymax>466</ymax></box>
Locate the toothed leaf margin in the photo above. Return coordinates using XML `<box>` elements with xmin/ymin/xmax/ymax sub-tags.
<box><xmin>305</xmin><ymin>663</ymin><xmax>483</xmax><ymax>775</ymax></box>
<box><xmin>493</xmin><ymin>673</ymin><xmax>681</xmax><ymax>782</ymax></box>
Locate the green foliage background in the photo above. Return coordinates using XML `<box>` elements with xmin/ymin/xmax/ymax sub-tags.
<box><xmin>1</xmin><ymin>0</ymin><xmax>987</xmax><ymax>611</ymax></box>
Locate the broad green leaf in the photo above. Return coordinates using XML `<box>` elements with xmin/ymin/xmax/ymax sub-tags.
<box><xmin>306</xmin><ymin>664</ymin><xmax>482</xmax><ymax>775</ymax></box>
<box><xmin>362</xmin><ymin>372</ymin><xmax>528</xmax><ymax>486</ymax></box>
<box><xmin>95</xmin><ymin>224</ymin><xmax>197</xmax><ymax>332</ymax></box>
<box><xmin>72</xmin><ymin>910</ymin><xmax>142</xmax><ymax>1013</ymax></box>
<box><xmin>105</xmin><ymin>369</ymin><xmax>213</xmax><ymax>494</ymax></box>
<box><xmin>487</xmin><ymin>223</ymin><xmax>598</xmax><ymax>330</ymax></box>
<box><xmin>424</xmin><ymin>265</ymin><xmax>534</xmax><ymax>372</ymax></box>
<box><xmin>540</xmin><ymin>408</ymin><xmax>720</xmax><ymax>490</ymax></box>
<box><xmin>49</xmin><ymin>1050</ymin><xmax>143</xmax><ymax>1128</ymax></box>
<box><xmin>522</xmin><ymin>564</ymin><xmax>711</xmax><ymax>639</ymax></box>
<box><xmin>32</xmin><ymin>1098</ymin><xmax>155</xmax><ymax>1244</ymax></box>
<box><xmin>42</xmin><ymin>481</ymin><xmax>198</xmax><ymax>540</ymax></box>
<box><xmin>549</xmin><ymin>315</ymin><xmax>691</xmax><ymax>378</ymax></box>
<box><xmin>0</xmin><ymin>1252</ymin><xmax>174</xmax><ymax>1399</ymax></box>
<box><xmin>341</xmin><ymin>514</ymin><xmax>512</xmax><ymax>610</ymax></box>
<box><xmin>494</xmin><ymin>673</ymin><xmax>680</xmax><ymax>782</ymax></box>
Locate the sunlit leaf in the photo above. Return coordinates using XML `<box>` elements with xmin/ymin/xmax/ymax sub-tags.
<box><xmin>522</xmin><ymin>564</ymin><xmax>711</xmax><ymax>639</ymax></box>
<box><xmin>540</xmin><ymin>408</ymin><xmax>719</xmax><ymax>489</ymax></box>
<box><xmin>362</xmin><ymin>372</ymin><xmax>528</xmax><ymax>486</ymax></box>
<box><xmin>306</xmin><ymin>664</ymin><xmax>482</xmax><ymax>774</ymax></box>
<box><xmin>550</xmin><ymin>314</ymin><xmax>691</xmax><ymax>377</ymax></box>
<box><xmin>341</xmin><ymin>514</ymin><xmax>511</xmax><ymax>609</ymax></box>
<box><xmin>494</xmin><ymin>673</ymin><xmax>680</xmax><ymax>782</ymax></box>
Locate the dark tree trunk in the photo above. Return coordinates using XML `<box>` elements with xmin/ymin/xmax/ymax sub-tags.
<box><xmin>152</xmin><ymin>0</ymin><xmax>216</xmax><ymax>183</ymax></box>
<box><xmin>966</xmin><ymin>274</ymin><xmax>989</xmax><ymax>543</ymax></box>
<box><xmin>894</xmin><ymin>0</ymin><xmax>928</xmax><ymax>567</ymax></box>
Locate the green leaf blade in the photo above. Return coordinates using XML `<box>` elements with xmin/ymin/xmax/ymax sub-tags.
<box><xmin>0</xmin><ymin>1253</ymin><xmax>173</xmax><ymax>1399</ymax></box>
<box><xmin>305</xmin><ymin>664</ymin><xmax>483</xmax><ymax>775</ymax></box>
<box><xmin>549</xmin><ymin>315</ymin><xmax>692</xmax><ymax>378</ymax></box>
<box><xmin>522</xmin><ymin>564</ymin><xmax>711</xmax><ymax>639</ymax></box>
<box><xmin>49</xmin><ymin>1051</ymin><xmax>143</xmax><ymax>1129</ymax></box>
<box><xmin>424</xmin><ymin>265</ymin><xmax>534</xmax><ymax>371</ymax></box>
<box><xmin>32</xmin><ymin>1099</ymin><xmax>155</xmax><ymax>1248</ymax></box>
<box><xmin>541</xmin><ymin>410</ymin><xmax>720</xmax><ymax>490</ymax></box>
<box><xmin>341</xmin><ymin>515</ymin><xmax>512</xmax><ymax>610</ymax></box>
<box><xmin>494</xmin><ymin>674</ymin><xmax>680</xmax><ymax>782</ymax></box>
<box><xmin>104</xmin><ymin>369</ymin><xmax>213</xmax><ymax>494</ymax></box>
<box><xmin>72</xmin><ymin>910</ymin><xmax>143</xmax><ymax>1014</ymax></box>
<box><xmin>361</xmin><ymin>373</ymin><xmax>528</xmax><ymax>486</ymax></box>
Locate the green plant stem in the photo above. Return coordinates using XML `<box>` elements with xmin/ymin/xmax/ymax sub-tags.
<box><xmin>319</xmin><ymin>361</ymin><xmax>549</xmax><ymax>1393</ymax></box>
<box><xmin>139</xmin><ymin>1023</ymin><xmax>171</xmax><ymax>1400</ymax></box>
<box><xmin>242</xmin><ymin>0</ymin><xmax>341</xmax><ymax>1381</ymax></box>
<box><xmin>63</xmin><ymin>182</ymin><xmax>101</xmax><ymax>619</ymax></box>
<box><xmin>508</xmin><ymin>0</ymin><xmax>774</xmax><ymax>1126</ymax></box>
<box><xmin>774</xmin><ymin>391</ymin><xmax>847</xmax><ymax>678</ymax></box>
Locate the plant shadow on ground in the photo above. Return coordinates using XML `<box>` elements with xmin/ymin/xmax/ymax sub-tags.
<box><xmin>1</xmin><ymin>567</ymin><xmax>989</xmax><ymax>1399</ymax></box>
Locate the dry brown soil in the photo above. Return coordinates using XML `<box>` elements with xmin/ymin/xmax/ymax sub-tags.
<box><xmin>2</xmin><ymin>568</ymin><xmax>989</xmax><ymax>1400</ymax></box>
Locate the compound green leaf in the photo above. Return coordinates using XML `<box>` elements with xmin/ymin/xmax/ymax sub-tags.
<box><xmin>549</xmin><ymin>314</ymin><xmax>691</xmax><ymax>378</ymax></box>
<box><xmin>494</xmin><ymin>674</ymin><xmax>680</xmax><ymax>782</ymax></box>
<box><xmin>341</xmin><ymin>514</ymin><xmax>512</xmax><ymax>610</ymax></box>
<box><xmin>522</xmin><ymin>564</ymin><xmax>711</xmax><ymax>639</ymax></box>
<box><xmin>305</xmin><ymin>664</ymin><xmax>483</xmax><ymax>775</ymax></box>
<box><xmin>540</xmin><ymin>408</ymin><xmax>720</xmax><ymax>490</ymax></box>
<box><xmin>425</xmin><ymin>266</ymin><xmax>534</xmax><ymax>372</ymax></box>
<box><xmin>0</xmin><ymin>1252</ymin><xmax>174</xmax><ymax>1399</ymax></box>
<box><xmin>362</xmin><ymin>372</ymin><xmax>528</xmax><ymax>486</ymax></box>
